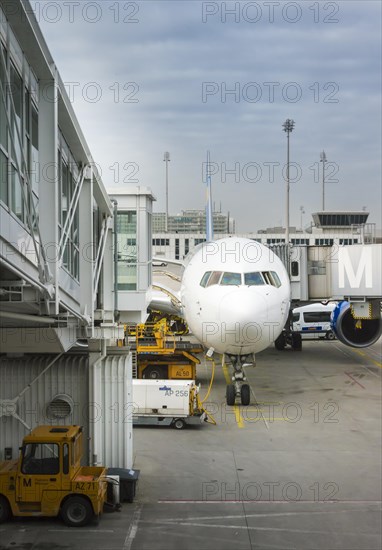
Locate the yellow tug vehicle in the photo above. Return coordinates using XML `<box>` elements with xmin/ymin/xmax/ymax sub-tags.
<box><xmin>0</xmin><ymin>425</ymin><xmax>109</xmax><ymax>527</ymax></box>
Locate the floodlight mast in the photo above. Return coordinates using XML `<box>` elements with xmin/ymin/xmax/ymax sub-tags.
<box><xmin>282</xmin><ymin>119</ymin><xmax>295</xmax><ymax>273</ymax></box>
<box><xmin>164</xmin><ymin>151</ymin><xmax>170</xmax><ymax>232</ymax></box>
<box><xmin>320</xmin><ymin>150</ymin><xmax>327</xmax><ymax>211</ymax></box>
<box><xmin>300</xmin><ymin>205</ymin><xmax>305</xmax><ymax>230</ymax></box>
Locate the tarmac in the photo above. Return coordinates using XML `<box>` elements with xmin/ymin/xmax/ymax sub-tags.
<box><xmin>0</xmin><ymin>337</ymin><xmax>381</xmax><ymax>549</ymax></box>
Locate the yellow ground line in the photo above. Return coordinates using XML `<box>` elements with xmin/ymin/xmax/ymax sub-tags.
<box><xmin>222</xmin><ymin>362</ymin><xmax>245</xmax><ymax>429</ymax></box>
<box><xmin>243</xmin><ymin>418</ymin><xmax>287</xmax><ymax>422</ymax></box>
<box><xmin>352</xmin><ymin>349</ymin><xmax>382</xmax><ymax>369</ymax></box>
<box><xmin>255</xmin><ymin>402</ymin><xmax>285</xmax><ymax>405</ymax></box>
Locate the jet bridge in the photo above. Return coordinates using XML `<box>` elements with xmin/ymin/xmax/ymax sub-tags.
<box><xmin>277</xmin><ymin>244</ymin><xmax>382</xmax><ymax>348</ymax></box>
<box><xmin>328</xmin><ymin>244</ymin><xmax>382</xmax><ymax>348</ymax></box>
<box><xmin>0</xmin><ymin>0</ymin><xmax>121</xmax><ymax>352</ymax></box>
<box><xmin>272</xmin><ymin>243</ymin><xmax>382</xmax><ymax>304</ymax></box>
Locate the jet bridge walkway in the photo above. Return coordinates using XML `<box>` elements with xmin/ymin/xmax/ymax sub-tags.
<box><xmin>273</xmin><ymin>243</ymin><xmax>382</xmax><ymax>349</ymax></box>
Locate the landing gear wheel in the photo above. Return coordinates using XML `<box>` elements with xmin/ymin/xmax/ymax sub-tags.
<box><xmin>226</xmin><ymin>384</ymin><xmax>236</xmax><ymax>406</ymax></box>
<box><xmin>60</xmin><ymin>496</ymin><xmax>93</xmax><ymax>527</ymax></box>
<box><xmin>173</xmin><ymin>418</ymin><xmax>186</xmax><ymax>430</ymax></box>
<box><xmin>275</xmin><ymin>332</ymin><xmax>286</xmax><ymax>350</ymax></box>
<box><xmin>240</xmin><ymin>384</ymin><xmax>250</xmax><ymax>406</ymax></box>
<box><xmin>291</xmin><ymin>332</ymin><xmax>302</xmax><ymax>351</ymax></box>
<box><xmin>326</xmin><ymin>330</ymin><xmax>335</xmax><ymax>340</ymax></box>
<box><xmin>0</xmin><ymin>496</ymin><xmax>11</xmax><ymax>523</ymax></box>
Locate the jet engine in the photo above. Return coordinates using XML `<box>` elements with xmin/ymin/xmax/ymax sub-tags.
<box><xmin>331</xmin><ymin>301</ymin><xmax>382</xmax><ymax>348</ymax></box>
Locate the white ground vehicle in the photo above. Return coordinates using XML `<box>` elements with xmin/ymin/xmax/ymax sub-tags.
<box><xmin>132</xmin><ymin>379</ymin><xmax>206</xmax><ymax>429</ymax></box>
<box><xmin>292</xmin><ymin>303</ymin><xmax>337</xmax><ymax>340</ymax></box>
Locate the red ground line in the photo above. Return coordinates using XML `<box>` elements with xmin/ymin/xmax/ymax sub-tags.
<box><xmin>344</xmin><ymin>371</ymin><xmax>366</xmax><ymax>389</ymax></box>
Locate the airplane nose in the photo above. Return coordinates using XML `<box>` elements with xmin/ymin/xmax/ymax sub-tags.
<box><xmin>218</xmin><ymin>290</ymin><xmax>268</xmax><ymax>350</ymax></box>
<box><xmin>219</xmin><ymin>289</ymin><xmax>267</xmax><ymax>323</ymax></box>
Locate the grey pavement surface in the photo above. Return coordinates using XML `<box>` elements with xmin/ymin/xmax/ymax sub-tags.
<box><xmin>0</xmin><ymin>338</ymin><xmax>381</xmax><ymax>549</ymax></box>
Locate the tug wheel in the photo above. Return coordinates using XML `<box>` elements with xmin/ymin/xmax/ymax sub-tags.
<box><xmin>61</xmin><ymin>496</ymin><xmax>93</xmax><ymax>527</ymax></box>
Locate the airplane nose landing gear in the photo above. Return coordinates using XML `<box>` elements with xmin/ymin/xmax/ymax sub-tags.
<box><xmin>225</xmin><ymin>354</ymin><xmax>253</xmax><ymax>406</ymax></box>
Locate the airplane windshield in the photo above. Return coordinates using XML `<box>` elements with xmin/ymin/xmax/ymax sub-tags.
<box><xmin>200</xmin><ymin>271</ymin><xmax>212</xmax><ymax>287</ymax></box>
<box><xmin>206</xmin><ymin>271</ymin><xmax>223</xmax><ymax>287</ymax></box>
<box><xmin>220</xmin><ymin>272</ymin><xmax>242</xmax><ymax>285</ymax></box>
<box><xmin>262</xmin><ymin>271</ymin><xmax>282</xmax><ymax>288</ymax></box>
<box><xmin>201</xmin><ymin>270</ymin><xmax>281</xmax><ymax>288</ymax></box>
<box><xmin>270</xmin><ymin>271</ymin><xmax>281</xmax><ymax>288</ymax></box>
<box><xmin>244</xmin><ymin>272</ymin><xmax>265</xmax><ymax>286</ymax></box>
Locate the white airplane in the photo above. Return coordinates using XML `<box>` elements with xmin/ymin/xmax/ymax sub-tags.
<box><xmin>179</xmin><ymin>236</ymin><xmax>292</xmax><ymax>404</ymax></box>
<box><xmin>151</xmin><ymin>153</ymin><xmax>295</xmax><ymax>405</ymax></box>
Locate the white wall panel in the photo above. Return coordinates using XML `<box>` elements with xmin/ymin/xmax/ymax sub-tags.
<box><xmin>0</xmin><ymin>354</ymin><xmax>89</xmax><ymax>461</ymax></box>
<box><xmin>92</xmin><ymin>352</ymin><xmax>133</xmax><ymax>469</ymax></box>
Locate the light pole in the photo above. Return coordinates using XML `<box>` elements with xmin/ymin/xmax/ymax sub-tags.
<box><xmin>300</xmin><ymin>205</ymin><xmax>305</xmax><ymax>230</ymax></box>
<box><xmin>320</xmin><ymin>150</ymin><xmax>327</xmax><ymax>211</ymax></box>
<box><xmin>282</xmin><ymin>119</ymin><xmax>295</xmax><ymax>252</ymax></box>
<box><xmin>163</xmin><ymin>152</ymin><xmax>170</xmax><ymax>231</ymax></box>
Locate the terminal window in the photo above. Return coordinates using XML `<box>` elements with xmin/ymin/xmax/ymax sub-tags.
<box><xmin>0</xmin><ymin>44</ymin><xmax>39</xmax><ymax>227</ymax></box>
<box><xmin>117</xmin><ymin>211</ymin><xmax>137</xmax><ymax>290</ymax></box>
<box><xmin>59</xmin><ymin>147</ymin><xmax>80</xmax><ymax>280</ymax></box>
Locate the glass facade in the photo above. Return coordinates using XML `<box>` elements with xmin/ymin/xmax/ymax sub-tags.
<box><xmin>291</xmin><ymin>238</ymin><xmax>309</xmax><ymax>245</ymax></box>
<box><xmin>0</xmin><ymin>38</ymin><xmax>39</xmax><ymax>228</ymax></box>
<box><xmin>314</xmin><ymin>238</ymin><xmax>334</xmax><ymax>246</ymax></box>
<box><xmin>152</xmin><ymin>210</ymin><xmax>231</xmax><ymax>233</ymax></box>
<box><xmin>317</xmin><ymin>213</ymin><xmax>368</xmax><ymax>227</ymax></box>
<box><xmin>339</xmin><ymin>238</ymin><xmax>358</xmax><ymax>245</ymax></box>
<box><xmin>58</xmin><ymin>136</ymin><xmax>80</xmax><ymax>280</ymax></box>
<box><xmin>152</xmin><ymin>238</ymin><xmax>170</xmax><ymax>246</ymax></box>
<box><xmin>267</xmin><ymin>238</ymin><xmax>286</xmax><ymax>244</ymax></box>
<box><xmin>0</xmin><ymin>45</ymin><xmax>7</xmax><ymax>151</ymax></box>
<box><xmin>117</xmin><ymin>211</ymin><xmax>137</xmax><ymax>290</ymax></box>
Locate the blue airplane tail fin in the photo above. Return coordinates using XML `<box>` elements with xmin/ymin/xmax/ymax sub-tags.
<box><xmin>206</xmin><ymin>151</ymin><xmax>214</xmax><ymax>242</ymax></box>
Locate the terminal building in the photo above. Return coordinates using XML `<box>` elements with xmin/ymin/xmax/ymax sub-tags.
<box><xmin>108</xmin><ymin>187</ymin><xmax>155</xmax><ymax>324</ymax></box>
<box><xmin>153</xmin><ymin>209</ymin><xmax>235</xmax><ymax>234</ymax></box>
<box><xmin>152</xmin><ymin>211</ymin><xmax>376</xmax><ymax>260</ymax></box>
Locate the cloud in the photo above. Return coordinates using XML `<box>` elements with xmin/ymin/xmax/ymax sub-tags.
<box><xmin>32</xmin><ymin>0</ymin><xmax>381</xmax><ymax>230</ymax></box>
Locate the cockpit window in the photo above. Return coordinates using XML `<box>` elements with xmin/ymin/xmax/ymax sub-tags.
<box><xmin>244</xmin><ymin>272</ymin><xmax>265</xmax><ymax>286</ymax></box>
<box><xmin>262</xmin><ymin>271</ymin><xmax>282</xmax><ymax>288</ymax></box>
<box><xmin>201</xmin><ymin>270</ymin><xmax>281</xmax><ymax>288</ymax></box>
<box><xmin>206</xmin><ymin>271</ymin><xmax>223</xmax><ymax>287</ymax></box>
<box><xmin>200</xmin><ymin>271</ymin><xmax>212</xmax><ymax>287</ymax></box>
<box><xmin>220</xmin><ymin>272</ymin><xmax>242</xmax><ymax>285</ymax></box>
<box><xmin>270</xmin><ymin>271</ymin><xmax>281</xmax><ymax>288</ymax></box>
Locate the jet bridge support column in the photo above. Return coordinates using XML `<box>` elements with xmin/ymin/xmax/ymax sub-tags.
<box><xmin>79</xmin><ymin>170</ymin><xmax>94</xmax><ymax>330</ymax></box>
<box><xmin>89</xmin><ymin>343</ymin><xmax>133</xmax><ymax>469</ymax></box>
<box><xmin>38</xmin><ymin>75</ymin><xmax>59</xmax><ymax>313</ymax></box>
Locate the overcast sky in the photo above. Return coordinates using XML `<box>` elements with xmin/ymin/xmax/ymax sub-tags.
<box><xmin>32</xmin><ymin>0</ymin><xmax>381</xmax><ymax>232</ymax></box>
